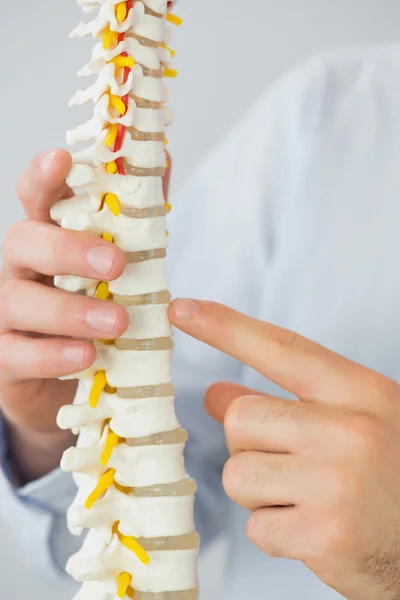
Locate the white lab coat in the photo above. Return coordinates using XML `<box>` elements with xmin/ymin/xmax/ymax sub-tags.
<box><xmin>2</xmin><ymin>42</ymin><xmax>400</xmax><ymax>600</ymax></box>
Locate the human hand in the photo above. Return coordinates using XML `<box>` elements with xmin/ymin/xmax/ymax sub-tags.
<box><xmin>0</xmin><ymin>149</ymin><xmax>171</xmax><ymax>484</ymax></box>
<box><xmin>169</xmin><ymin>299</ymin><xmax>400</xmax><ymax>600</ymax></box>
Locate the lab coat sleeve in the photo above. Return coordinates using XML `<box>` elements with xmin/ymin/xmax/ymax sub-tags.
<box><xmin>0</xmin><ymin>55</ymin><xmax>330</xmax><ymax>569</ymax></box>
<box><xmin>0</xmin><ymin>416</ymin><xmax>82</xmax><ymax>575</ymax></box>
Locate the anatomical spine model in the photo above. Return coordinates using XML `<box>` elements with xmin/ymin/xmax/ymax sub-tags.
<box><xmin>52</xmin><ymin>1</ymin><xmax>199</xmax><ymax>598</ymax></box>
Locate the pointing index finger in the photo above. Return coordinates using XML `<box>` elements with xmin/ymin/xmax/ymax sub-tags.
<box><xmin>16</xmin><ymin>149</ymin><xmax>72</xmax><ymax>222</ymax></box>
<box><xmin>169</xmin><ymin>300</ymin><xmax>381</xmax><ymax>407</ymax></box>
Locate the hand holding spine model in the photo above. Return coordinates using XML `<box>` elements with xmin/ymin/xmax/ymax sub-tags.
<box><xmin>52</xmin><ymin>2</ymin><xmax>199</xmax><ymax>598</ymax></box>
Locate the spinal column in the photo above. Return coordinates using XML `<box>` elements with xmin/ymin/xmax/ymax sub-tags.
<box><xmin>53</xmin><ymin>1</ymin><xmax>199</xmax><ymax>599</ymax></box>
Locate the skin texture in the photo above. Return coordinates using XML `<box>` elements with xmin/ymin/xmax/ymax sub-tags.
<box><xmin>168</xmin><ymin>299</ymin><xmax>400</xmax><ymax>600</ymax></box>
<box><xmin>0</xmin><ymin>149</ymin><xmax>171</xmax><ymax>483</ymax></box>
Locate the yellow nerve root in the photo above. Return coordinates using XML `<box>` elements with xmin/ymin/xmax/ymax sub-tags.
<box><xmin>85</xmin><ymin>468</ymin><xmax>116</xmax><ymax>509</ymax></box>
<box><xmin>106</xmin><ymin>161</ymin><xmax>118</xmax><ymax>174</ymax></box>
<box><xmin>163</xmin><ymin>68</ymin><xmax>178</xmax><ymax>78</ymax></box>
<box><xmin>116</xmin><ymin>2</ymin><xmax>128</xmax><ymax>23</ymax></box>
<box><xmin>109</xmin><ymin>94</ymin><xmax>127</xmax><ymax>115</ymax></box>
<box><xmin>117</xmin><ymin>572</ymin><xmax>132</xmax><ymax>598</ymax></box>
<box><xmin>104</xmin><ymin>193</ymin><xmax>121</xmax><ymax>216</ymax></box>
<box><xmin>102</xmin><ymin>26</ymin><xmax>118</xmax><ymax>50</ymax></box>
<box><xmin>166</xmin><ymin>13</ymin><xmax>183</xmax><ymax>26</ymax></box>
<box><xmin>105</xmin><ymin>124</ymin><xmax>119</xmax><ymax>148</ymax></box>
<box><xmin>161</xmin><ymin>43</ymin><xmax>176</xmax><ymax>57</ymax></box>
<box><xmin>164</xmin><ymin>137</ymin><xmax>168</xmax><ymax>146</ymax></box>
<box><xmin>89</xmin><ymin>371</ymin><xmax>107</xmax><ymax>408</ymax></box>
<box><xmin>102</xmin><ymin>232</ymin><xmax>114</xmax><ymax>243</ymax></box>
<box><xmin>95</xmin><ymin>281</ymin><xmax>110</xmax><ymax>301</ymax></box>
<box><xmin>165</xmin><ymin>202</ymin><xmax>172</xmax><ymax>213</ymax></box>
<box><xmin>112</xmin><ymin>55</ymin><xmax>135</xmax><ymax>69</ymax></box>
<box><xmin>120</xmin><ymin>534</ymin><xmax>150</xmax><ymax>565</ymax></box>
<box><xmin>100</xmin><ymin>429</ymin><xmax>121</xmax><ymax>466</ymax></box>
<box><xmin>114</xmin><ymin>525</ymin><xmax>150</xmax><ymax>566</ymax></box>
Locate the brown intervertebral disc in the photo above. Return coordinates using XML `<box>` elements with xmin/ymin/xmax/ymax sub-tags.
<box><xmin>127</xmin><ymin>128</ymin><xmax>166</xmax><ymax>142</ymax></box>
<box><xmin>120</xmin><ymin>205</ymin><xmax>167</xmax><ymax>219</ymax></box>
<box><xmin>144</xmin><ymin>6</ymin><xmax>163</xmax><ymax>17</ymax></box>
<box><xmin>132</xmin><ymin>97</ymin><xmax>164</xmax><ymax>110</ymax></box>
<box><xmin>126</xmin><ymin>429</ymin><xmax>188</xmax><ymax>447</ymax></box>
<box><xmin>114</xmin><ymin>290</ymin><xmax>171</xmax><ymax>306</ymax></box>
<box><xmin>117</xmin><ymin>382</ymin><xmax>174</xmax><ymax>398</ymax></box>
<box><xmin>125</xmin><ymin>32</ymin><xmax>160</xmax><ymax>47</ymax></box>
<box><xmin>115</xmin><ymin>337</ymin><xmax>173</xmax><ymax>351</ymax></box>
<box><xmin>123</xmin><ymin>478</ymin><xmax>198</xmax><ymax>497</ymax></box>
<box><xmin>125</xmin><ymin>164</ymin><xmax>165</xmax><ymax>177</ymax></box>
<box><xmin>140</xmin><ymin>65</ymin><xmax>164</xmax><ymax>78</ymax></box>
<box><xmin>125</xmin><ymin>248</ymin><xmax>166</xmax><ymax>264</ymax></box>
<box><xmin>139</xmin><ymin>532</ymin><xmax>200</xmax><ymax>551</ymax></box>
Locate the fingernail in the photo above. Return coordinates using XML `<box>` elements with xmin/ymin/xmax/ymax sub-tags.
<box><xmin>87</xmin><ymin>246</ymin><xmax>115</xmax><ymax>276</ymax></box>
<box><xmin>87</xmin><ymin>305</ymin><xmax>118</xmax><ymax>335</ymax></box>
<box><xmin>63</xmin><ymin>344</ymin><xmax>86</xmax><ymax>366</ymax></box>
<box><xmin>40</xmin><ymin>150</ymin><xmax>57</xmax><ymax>176</ymax></box>
<box><xmin>171</xmin><ymin>299</ymin><xmax>199</xmax><ymax>319</ymax></box>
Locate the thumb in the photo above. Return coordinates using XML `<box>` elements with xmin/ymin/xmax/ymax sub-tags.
<box><xmin>205</xmin><ymin>382</ymin><xmax>263</xmax><ymax>424</ymax></box>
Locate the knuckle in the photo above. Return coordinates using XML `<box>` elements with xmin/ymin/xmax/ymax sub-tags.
<box><xmin>326</xmin><ymin>460</ymin><xmax>364</xmax><ymax>506</ymax></box>
<box><xmin>356</xmin><ymin>369</ymin><xmax>397</xmax><ymax>415</ymax></box>
<box><xmin>327</xmin><ymin>463</ymin><xmax>353</xmax><ymax>499</ymax></box>
<box><xmin>15</xmin><ymin>155</ymin><xmax>45</xmax><ymax>200</ymax></box>
<box><xmin>1</xmin><ymin>221</ymin><xmax>23</xmax><ymax>261</ymax></box>
<box><xmin>15</xmin><ymin>170</ymin><xmax>29</xmax><ymax>200</ymax></box>
<box><xmin>223</xmin><ymin>453</ymin><xmax>261</xmax><ymax>501</ymax></box>
<box><xmin>55</xmin><ymin>289</ymin><xmax>78</xmax><ymax>327</ymax></box>
<box><xmin>222</xmin><ymin>456</ymin><xmax>239</xmax><ymax>498</ymax></box>
<box><xmin>252</xmin><ymin>397</ymin><xmax>293</xmax><ymax>428</ymax></box>
<box><xmin>52</xmin><ymin>229</ymin><xmax>70</xmax><ymax>265</ymax></box>
<box><xmin>247</xmin><ymin>511</ymin><xmax>262</xmax><ymax>547</ymax></box>
<box><xmin>0</xmin><ymin>345</ymin><xmax>7</xmax><ymax>375</ymax></box>
<box><xmin>316</xmin><ymin>515</ymin><xmax>355</xmax><ymax>558</ymax></box>
<box><xmin>285</xmin><ymin>402</ymin><xmax>312</xmax><ymax>425</ymax></box>
<box><xmin>259</xmin><ymin>321</ymin><xmax>299</xmax><ymax>351</ymax></box>
<box><xmin>0</xmin><ymin>333</ymin><xmax>15</xmax><ymax>374</ymax></box>
<box><xmin>259</xmin><ymin>399</ymin><xmax>290</xmax><ymax>424</ymax></box>
<box><xmin>222</xmin><ymin>454</ymin><xmax>251</xmax><ymax>499</ymax></box>
<box><xmin>247</xmin><ymin>510</ymin><xmax>288</xmax><ymax>558</ymax></box>
<box><xmin>224</xmin><ymin>396</ymin><xmax>247</xmax><ymax>441</ymax></box>
<box><xmin>363</xmin><ymin>370</ymin><xmax>393</xmax><ymax>398</ymax></box>
<box><xmin>260</xmin><ymin>455</ymin><xmax>285</xmax><ymax>485</ymax></box>
<box><xmin>0</xmin><ymin>279</ymin><xmax>22</xmax><ymax>328</ymax></box>
<box><xmin>347</xmin><ymin>412</ymin><xmax>381</xmax><ymax>457</ymax></box>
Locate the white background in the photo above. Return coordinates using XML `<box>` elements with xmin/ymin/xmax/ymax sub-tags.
<box><xmin>2</xmin><ymin>1</ymin><xmax>400</xmax><ymax>597</ymax></box>
<box><xmin>2</xmin><ymin>0</ymin><xmax>400</xmax><ymax>230</ymax></box>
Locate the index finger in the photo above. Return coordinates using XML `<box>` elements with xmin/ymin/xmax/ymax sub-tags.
<box><xmin>16</xmin><ymin>149</ymin><xmax>72</xmax><ymax>222</ymax></box>
<box><xmin>169</xmin><ymin>300</ymin><xmax>387</xmax><ymax>408</ymax></box>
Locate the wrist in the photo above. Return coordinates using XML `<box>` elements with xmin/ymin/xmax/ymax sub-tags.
<box><xmin>7</xmin><ymin>423</ymin><xmax>76</xmax><ymax>485</ymax></box>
